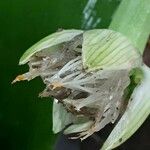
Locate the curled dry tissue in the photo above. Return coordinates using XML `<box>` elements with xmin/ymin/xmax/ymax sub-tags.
<box><xmin>12</xmin><ymin>29</ymin><xmax>141</xmax><ymax>140</ymax></box>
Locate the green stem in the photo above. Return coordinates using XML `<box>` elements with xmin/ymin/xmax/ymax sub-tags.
<box><xmin>109</xmin><ymin>0</ymin><xmax>150</xmax><ymax>54</ymax></box>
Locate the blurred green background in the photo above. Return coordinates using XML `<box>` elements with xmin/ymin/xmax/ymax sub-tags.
<box><xmin>0</xmin><ymin>0</ymin><xmax>120</xmax><ymax>150</ymax></box>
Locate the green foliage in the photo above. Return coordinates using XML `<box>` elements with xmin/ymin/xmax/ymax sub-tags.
<box><xmin>109</xmin><ymin>0</ymin><xmax>150</xmax><ymax>54</ymax></box>
<box><xmin>102</xmin><ymin>0</ymin><xmax>150</xmax><ymax>149</ymax></box>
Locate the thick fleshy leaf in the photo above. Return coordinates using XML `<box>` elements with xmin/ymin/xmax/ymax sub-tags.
<box><xmin>101</xmin><ymin>65</ymin><xmax>150</xmax><ymax>150</ymax></box>
<box><xmin>82</xmin><ymin>29</ymin><xmax>141</xmax><ymax>71</ymax></box>
<box><xmin>19</xmin><ymin>29</ymin><xmax>83</xmax><ymax>65</ymax></box>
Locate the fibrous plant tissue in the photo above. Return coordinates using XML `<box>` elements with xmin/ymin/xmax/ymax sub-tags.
<box><xmin>12</xmin><ymin>29</ymin><xmax>141</xmax><ymax>140</ymax></box>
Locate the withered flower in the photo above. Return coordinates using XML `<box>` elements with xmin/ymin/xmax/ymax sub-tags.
<box><xmin>13</xmin><ymin>29</ymin><xmax>141</xmax><ymax>140</ymax></box>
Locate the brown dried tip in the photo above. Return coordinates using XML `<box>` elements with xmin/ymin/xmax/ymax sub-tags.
<box><xmin>11</xmin><ymin>75</ymin><xmax>26</xmax><ymax>84</ymax></box>
<box><xmin>50</xmin><ymin>82</ymin><xmax>63</xmax><ymax>90</ymax></box>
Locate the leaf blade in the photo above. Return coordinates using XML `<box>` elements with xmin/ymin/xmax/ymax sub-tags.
<box><xmin>82</xmin><ymin>29</ymin><xmax>141</xmax><ymax>71</ymax></box>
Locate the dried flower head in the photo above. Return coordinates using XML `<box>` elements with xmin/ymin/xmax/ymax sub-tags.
<box><xmin>13</xmin><ymin>29</ymin><xmax>141</xmax><ymax>140</ymax></box>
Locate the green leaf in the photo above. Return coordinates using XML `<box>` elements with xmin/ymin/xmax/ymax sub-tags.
<box><xmin>19</xmin><ymin>29</ymin><xmax>83</xmax><ymax>65</ymax></box>
<box><xmin>52</xmin><ymin>101</ymin><xmax>74</xmax><ymax>133</ymax></box>
<box><xmin>109</xmin><ymin>0</ymin><xmax>150</xmax><ymax>54</ymax></box>
<box><xmin>82</xmin><ymin>29</ymin><xmax>141</xmax><ymax>71</ymax></box>
<box><xmin>101</xmin><ymin>65</ymin><xmax>150</xmax><ymax>150</ymax></box>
